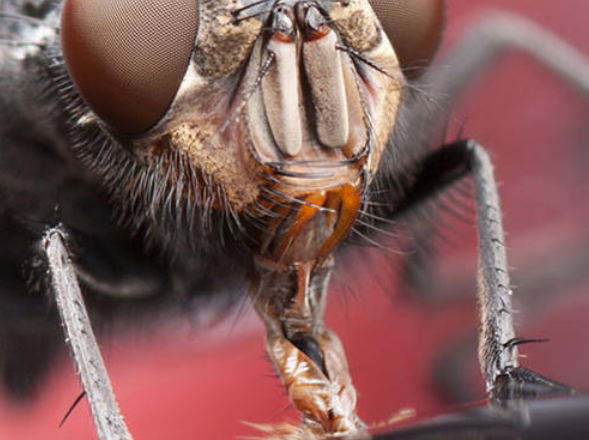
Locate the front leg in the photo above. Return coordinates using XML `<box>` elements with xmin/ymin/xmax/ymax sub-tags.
<box><xmin>43</xmin><ymin>226</ymin><xmax>132</xmax><ymax>440</ymax></box>
<box><xmin>383</xmin><ymin>140</ymin><xmax>574</xmax><ymax>401</ymax></box>
<box><xmin>249</xmin><ymin>257</ymin><xmax>362</xmax><ymax>437</ymax></box>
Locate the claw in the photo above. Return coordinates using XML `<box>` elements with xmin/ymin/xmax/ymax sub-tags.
<box><xmin>492</xmin><ymin>366</ymin><xmax>576</xmax><ymax>403</ymax></box>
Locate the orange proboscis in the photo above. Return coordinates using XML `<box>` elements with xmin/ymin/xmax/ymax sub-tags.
<box><xmin>317</xmin><ymin>184</ymin><xmax>361</xmax><ymax>260</ymax></box>
<box><xmin>266</xmin><ymin>184</ymin><xmax>361</xmax><ymax>265</ymax></box>
<box><xmin>271</xmin><ymin>192</ymin><xmax>327</xmax><ymax>262</ymax></box>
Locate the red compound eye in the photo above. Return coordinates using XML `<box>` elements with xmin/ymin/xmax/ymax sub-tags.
<box><xmin>61</xmin><ymin>0</ymin><xmax>199</xmax><ymax>135</ymax></box>
<box><xmin>369</xmin><ymin>0</ymin><xmax>445</xmax><ymax>78</ymax></box>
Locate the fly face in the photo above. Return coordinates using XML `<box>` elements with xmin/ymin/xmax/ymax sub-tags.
<box><xmin>61</xmin><ymin>0</ymin><xmax>404</xmax><ymax>264</ymax></box>
<box><xmin>59</xmin><ymin>0</ymin><xmax>446</xmax><ymax>270</ymax></box>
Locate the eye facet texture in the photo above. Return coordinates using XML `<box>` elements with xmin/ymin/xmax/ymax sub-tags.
<box><xmin>61</xmin><ymin>0</ymin><xmax>199</xmax><ymax>134</ymax></box>
<box><xmin>369</xmin><ymin>0</ymin><xmax>445</xmax><ymax>78</ymax></box>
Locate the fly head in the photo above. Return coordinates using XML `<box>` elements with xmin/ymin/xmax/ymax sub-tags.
<box><xmin>58</xmin><ymin>0</ymin><xmax>444</xmax><ymax>262</ymax></box>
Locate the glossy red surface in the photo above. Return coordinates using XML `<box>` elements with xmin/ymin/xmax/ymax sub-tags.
<box><xmin>1</xmin><ymin>1</ymin><xmax>588</xmax><ymax>439</ymax></box>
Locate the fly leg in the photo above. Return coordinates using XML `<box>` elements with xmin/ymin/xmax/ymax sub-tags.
<box><xmin>249</xmin><ymin>257</ymin><xmax>362</xmax><ymax>437</ymax></box>
<box><xmin>399</xmin><ymin>13</ymin><xmax>589</xmax><ymax>401</ymax></box>
<box><xmin>385</xmin><ymin>141</ymin><xmax>573</xmax><ymax>402</ymax></box>
<box><xmin>43</xmin><ymin>226</ymin><xmax>132</xmax><ymax>440</ymax></box>
<box><xmin>398</xmin><ymin>14</ymin><xmax>589</xmax><ymax>302</ymax></box>
<box><xmin>424</xmin><ymin>13</ymin><xmax>589</xmax><ymax>111</ymax></box>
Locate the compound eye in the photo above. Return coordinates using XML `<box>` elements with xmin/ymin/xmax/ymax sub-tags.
<box><xmin>61</xmin><ymin>0</ymin><xmax>199</xmax><ymax>135</ymax></box>
<box><xmin>369</xmin><ymin>0</ymin><xmax>445</xmax><ymax>78</ymax></box>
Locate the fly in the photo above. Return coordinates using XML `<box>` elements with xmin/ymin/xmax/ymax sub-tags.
<box><xmin>1</xmin><ymin>1</ymin><xmax>589</xmax><ymax>439</ymax></box>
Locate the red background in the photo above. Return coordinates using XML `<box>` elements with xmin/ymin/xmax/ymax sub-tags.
<box><xmin>2</xmin><ymin>1</ymin><xmax>589</xmax><ymax>439</ymax></box>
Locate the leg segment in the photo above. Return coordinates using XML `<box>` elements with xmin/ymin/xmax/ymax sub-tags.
<box><xmin>387</xmin><ymin>140</ymin><xmax>573</xmax><ymax>400</ymax></box>
<box><xmin>43</xmin><ymin>226</ymin><xmax>132</xmax><ymax>440</ymax></box>
<box><xmin>395</xmin><ymin>14</ymin><xmax>589</xmax><ymax>301</ymax></box>
<box><xmin>469</xmin><ymin>141</ymin><xmax>517</xmax><ymax>390</ymax></box>
<box><xmin>425</xmin><ymin>14</ymin><xmax>589</xmax><ymax>111</ymax></box>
